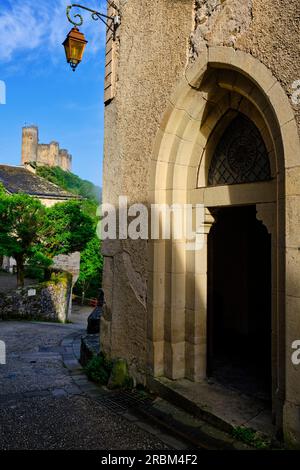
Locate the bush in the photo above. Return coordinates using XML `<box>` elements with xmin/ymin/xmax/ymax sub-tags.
<box><xmin>84</xmin><ymin>353</ymin><xmax>113</xmax><ymax>385</ymax></box>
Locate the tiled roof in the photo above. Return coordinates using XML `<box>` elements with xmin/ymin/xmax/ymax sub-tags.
<box><xmin>0</xmin><ymin>165</ymin><xmax>80</xmax><ymax>199</ymax></box>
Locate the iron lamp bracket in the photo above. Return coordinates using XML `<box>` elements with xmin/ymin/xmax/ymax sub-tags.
<box><xmin>66</xmin><ymin>2</ymin><xmax>120</xmax><ymax>39</ymax></box>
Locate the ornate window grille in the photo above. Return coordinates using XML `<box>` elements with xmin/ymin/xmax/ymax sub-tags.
<box><xmin>208</xmin><ymin>115</ymin><xmax>271</xmax><ymax>186</ymax></box>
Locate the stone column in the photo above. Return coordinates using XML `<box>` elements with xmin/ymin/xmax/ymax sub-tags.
<box><xmin>256</xmin><ymin>203</ymin><xmax>283</xmax><ymax>429</ymax></box>
<box><xmin>164</xmin><ymin>240</ymin><xmax>186</xmax><ymax>379</ymax></box>
<box><xmin>147</xmin><ymin>240</ymin><xmax>167</xmax><ymax>378</ymax></box>
<box><xmin>283</xmin><ymin>190</ymin><xmax>300</xmax><ymax>448</ymax></box>
<box><xmin>185</xmin><ymin>209</ymin><xmax>215</xmax><ymax>381</ymax></box>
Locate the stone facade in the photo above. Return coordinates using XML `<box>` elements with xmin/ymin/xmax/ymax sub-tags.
<box><xmin>101</xmin><ymin>0</ymin><xmax>300</xmax><ymax>448</ymax></box>
<box><xmin>21</xmin><ymin>126</ymin><xmax>72</xmax><ymax>171</ymax></box>
<box><xmin>0</xmin><ymin>271</ymin><xmax>72</xmax><ymax>323</ymax></box>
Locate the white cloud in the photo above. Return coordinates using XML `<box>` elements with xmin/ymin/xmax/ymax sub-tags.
<box><xmin>0</xmin><ymin>1</ymin><xmax>45</xmax><ymax>60</ymax></box>
<box><xmin>0</xmin><ymin>0</ymin><xmax>107</xmax><ymax>62</ymax></box>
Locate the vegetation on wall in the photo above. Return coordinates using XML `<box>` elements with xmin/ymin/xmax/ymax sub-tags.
<box><xmin>84</xmin><ymin>354</ymin><xmax>133</xmax><ymax>390</ymax></box>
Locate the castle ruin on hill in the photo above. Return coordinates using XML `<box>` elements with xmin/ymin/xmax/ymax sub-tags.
<box><xmin>21</xmin><ymin>126</ymin><xmax>72</xmax><ymax>171</ymax></box>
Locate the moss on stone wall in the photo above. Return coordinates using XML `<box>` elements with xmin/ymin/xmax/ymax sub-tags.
<box><xmin>0</xmin><ymin>270</ymin><xmax>72</xmax><ymax>323</ymax></box>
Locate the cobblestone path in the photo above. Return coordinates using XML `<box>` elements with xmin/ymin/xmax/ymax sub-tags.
<box><xmin>0</xmin><ymin>309</ymin><xmax>169</xmax><ymax>450</ymax></box>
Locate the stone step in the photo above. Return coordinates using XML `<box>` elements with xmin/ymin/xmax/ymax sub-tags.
<box><xmin>147</xmin><ymin>376</ymin><xmax>274</xmax><ymax>443</ymax></box>
<box><xmin>133</xmin><ymin>396</ymin><xmax>252</xmax><ymax>450</ymax></box>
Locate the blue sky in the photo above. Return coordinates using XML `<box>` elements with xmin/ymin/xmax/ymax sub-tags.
<box><xmin>0</xmin><ymin>0</ymin><xmax>107</xmax><ymax>186</ymax></box>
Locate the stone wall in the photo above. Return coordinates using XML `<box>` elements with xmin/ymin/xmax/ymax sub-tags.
<box><xmin>191</xmin><ymin>0</ymin><xmax>300</xmax><ymax>127</ymax></box>
<box><xmin>52</xmin><ymin>252</ymin><xmax>80</xmax><ymax>318</ymax></box>
<box><xmin>101</xmin><ymin>0</ymin><xmax>300</xmax><ymax>446</ymax></box>
<box><xmin>0</xmin><ymin>271</ymin><xmax>72</xmax><ymax>323</ymax></box>
<box><xmin>190</xmin><ymin>0</ymin><xmax>252</xmax><ymax>59</ymax></box>
<box><xmin>52</xmin><ymin>252</ymin><xmax>80</xmax><ymax>286</ymax></box>
<box><xmin>102</xmin><ymin>0</ymin><xmax>194</xmax><ymax>383</ymax></box>
<box><xmin>102</xmin><ymin>0</ymin><xmax>300</xmax><ymax>363</ymax></box>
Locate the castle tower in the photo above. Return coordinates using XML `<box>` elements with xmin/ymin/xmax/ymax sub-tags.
<box><xmin>59</xmin><ymin>149</ymin><xmax>72</xmax><ymax>171</ymax></box>
<box><xmin>21</xmin><ymin>126</ymin><xmax>38</xmax><ymax>164</ymax></box>
<box><xmin>68</xmin><ymin>153</ymin><xmax>72</xmax><ymax>171</ymax></box>
<box><xmin>49</xmin><ymin>141</ymin><xmax>59</xmax><ymax>167</ymax></box>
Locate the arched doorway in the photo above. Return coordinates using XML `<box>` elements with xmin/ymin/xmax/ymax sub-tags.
<box><xmin>207</xmin><ymin>205</ymin><xmax>272</xmax><ymax>400</ymax></box>
<box><xmin>206</xmin><ymin>112</ymin><xmax>272</xmax><ymax>399</ymax></box>
<box><xmin>148</xmin><ymin>47</ymin><xmax>300</xmax><ymax>442</ymax></box>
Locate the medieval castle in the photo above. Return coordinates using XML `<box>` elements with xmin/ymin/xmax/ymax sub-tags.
<box><xmin>21</xmin><ymin>126</ymin><xmax>72</xmax><ymax>171</ymax></box>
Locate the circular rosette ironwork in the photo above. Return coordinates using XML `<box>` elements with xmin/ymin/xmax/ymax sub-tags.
<box><xmin>208</xmin><ymin>114</ymin><xmax>271</xmax><ymax>186</ymax></box>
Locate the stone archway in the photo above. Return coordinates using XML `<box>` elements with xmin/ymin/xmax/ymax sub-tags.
<box><xmin>148</xmin><ymin>47</ymin><xmax>300</xmax><ymax>443</ymax></box>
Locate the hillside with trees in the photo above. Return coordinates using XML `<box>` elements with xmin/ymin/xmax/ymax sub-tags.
<box><xmin>36</xmin><ymin>166</ymin><xmax>102</xmax><ymax>203</ymax></box>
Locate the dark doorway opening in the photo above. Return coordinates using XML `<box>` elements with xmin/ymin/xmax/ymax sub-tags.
<box><xmin>207</xmin><ymin>205</ymin><xmax>272</xmax><ymax>401</ymax></box>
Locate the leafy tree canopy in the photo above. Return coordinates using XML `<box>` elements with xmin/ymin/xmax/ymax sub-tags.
<box><xmin>0</xmin><ymin>192</ymin><xmax>46</xmax><ymax>286</ymax></box>
<box><xmin>79</xmin><ymin>236</ymin><xmax>103</xmax><ymax>282</ymax></box>
<box><xmin>0</xmin><ymin>192</ymin><xmax>95</xmax><ymax>287</ymax></box>
<box><xmin>0</xmin><ymin>173</ymin><xmax>101</xmax><ymax>295</ymax></box>
<box><xmin>43</xmin><ymin>200</ymin><xmax>95</xmax><ymax>257</ymax></box>
<box><xmin>74</xmin><ymin>236</ymin><xmax>103</xmax><ymax>302</ymax></box>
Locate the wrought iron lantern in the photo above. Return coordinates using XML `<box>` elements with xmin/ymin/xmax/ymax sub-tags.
<box><xmin>63</xmin><ymin>2</ymin><xmax>120</xmax><ymax>72</ymax></box>
<box><xmin>63</xmin><ymin>27</ymin><xmax>88</xmax><ymax>72</ymax></box>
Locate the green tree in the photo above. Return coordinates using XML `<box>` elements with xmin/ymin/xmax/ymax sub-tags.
<box><xmin>46</xmin><ymin>201</ymin><xmax>101</xmax><ymax>303</ymax></box>
<box><xmin>80</xmin><ymin>199</ymin><xmax>99</xmax><ymax>221</ymax></box>
<box><xmin>0</xmin><ymin>183</ymin><xmax>6</xmax><ymax>196</ymax></box>
<box><xmin>0</xmin><ymin>184</ymin><xmax>98</xmax><ymax>290</ymax></box>
<box><xmin>75</xmin><ymin>236</ymin><xmax>103</xmax><ymax>304</ymax></box>
<box><xmin>0</xmin><ymin>192</ymin><xmax>46</xmax><ymax>287</ymax></box>
<box><xmin>44</xmin><ymin>200</ymin><xmax>95</xmax><ymax>257</ymax></box>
